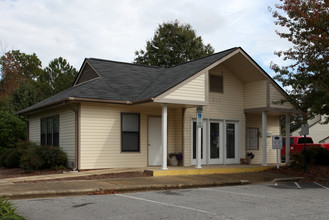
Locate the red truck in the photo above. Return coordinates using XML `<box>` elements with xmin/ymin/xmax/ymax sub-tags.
<box><xmin>281</xmin><ymin>136</ymin><xmax>329</xmax><ymax>162</ymax></box>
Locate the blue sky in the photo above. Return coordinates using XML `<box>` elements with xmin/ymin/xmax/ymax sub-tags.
<box><xmin>0</xmin><ymin>0</ymin><xmax>290</xmax><ymax>78</ymax></box>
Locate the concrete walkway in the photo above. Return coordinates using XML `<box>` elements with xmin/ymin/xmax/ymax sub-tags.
<box><xmin>0</xmin><ymin>165</ymin><xmax>290</xmax><ymax>200</ymax></box>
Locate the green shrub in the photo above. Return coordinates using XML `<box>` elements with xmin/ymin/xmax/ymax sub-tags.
<box><xmin>0</xmin><ymin>149</ymin><xmax>20</xmax><ymax>168</ymax></box>
<box><xmin>302</xmin><ymin>145</ymin><xmax>321</xmax><ymax>165</ymax></box>
<box><xmin>0</xmin><ymin>110</ymin><xmax>26</xmax><ymax>150</ymax></box>
<box><xmin>16</xmin><ymin>141</ymin><xmax>38</xmax><ymax>150</ymax></box>
<box><xmin>19</xmin><ymin>144</ymin><xmax>67</xmax><ymax>171</ymax></box>
<box><xmin>20</xmin><ymin>151</ymin><xmax>44</xmax><ymax>172</ymax></box>
<box><xmin>298</xmin><ymin>146</ymin><xmax>329</xmax><ymax>166</ymax></box>
<box><xmin>4</xmin><ymin>148</ymin><xmax>22</xmax><ymax>168</ymax></box>
<box><xmin>290</xmin><ymin>153</ymin><xmax>304</xmax><ymax>168</ymax></box>
<box><xmin>36</xmin><ymin>146</ymin><xmax>67</xmax><ymax>169</ymax></box>
<box><xmin>1</xmin><ymin>141</ymin><xmax>67</xmax><ymax>171</ymax></box>
<box><xmin>0</xmin><ymin>150</ymin><xmax>10</xmax><ymax>167</ymax></box>
<box><xmin>314</xmin><ymin>147</ymin><xmax>329</xmax><ymax>166</ymax></box>
<box><xmin>0</xmin><ymin>141</ymin><xmax>38</xmax><ymax>168</ymax></box>
<box><xmin>0</xmin><ymin>196</ymin><xmax>24</xmax><ymax>220</ymax></box>
<box><xmin>0</xmin><ymin>147</ymin><xmax>7</xmax><ymax>158</ymax></box>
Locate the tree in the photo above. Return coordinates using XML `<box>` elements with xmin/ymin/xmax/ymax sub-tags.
<box><xmin>1</xmin><ymin>55</ymin><xmax>78</xmax><ymax>112</ymax></box>
<box><xmin>270</xmin><ymin>0</ymin><xmax>329</xmax><ymax>123</ymax></box>
<box><xmin>11</xmin><ymin>80</ymin><xmax>44</xmax><ymax>112</ymax></box>
<box><xmin>0</xmin><ymin>51</ymin><xmax>78</xmax><ymax>151</ymax></box>
<box><xmin>0</xmin><ymin>110</ymin><xmax>26</xmax><ymax>151</ymax></box>
<box><xmin>0</xmin><ymin>50</ymin><xmax>43</xmax><ymax>97</ymax></box>
<box><xmin>40</xmin><ymin>57</ymin><xmax>78</xmax><ymax>96</ymax></box>
<box><xmin>134</xmin><ymin>20</ymin><xmax>214</xmax><ymax>67</ymax></box>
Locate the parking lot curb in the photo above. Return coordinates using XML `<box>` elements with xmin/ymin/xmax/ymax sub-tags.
<box><xmin>272</xmin><ymin>177</ymin><xmax>305</xmax><ymax>183</ymax></box>
<box><xmin>3</xmin><ymin>180</ymin><xmax>250</xmax><ymax>200</ymax></box>
<box><xmin>87</xmin><ymin>180</ymin><xmax>250</xmax><ymax>195</ymax></box>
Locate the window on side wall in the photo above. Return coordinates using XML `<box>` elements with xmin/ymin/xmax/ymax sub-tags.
<box><xmin>40</xmin><ymin>115</ymin><xmax>59</xmax><ymax>146</ymax></box>
<box><xmin>121</xmin><ymin>113</ymin><xmax>140</xmax><ymax>152</ymax></box>
<box><xmin>246</xmin><ymin>128</ymin><xmax>259</xmax><ymax>150</ymax></box>
<box><xmin>209</xmin><ymin>74</ymin><xmax>223</xmax><ymax>93</ymax></box>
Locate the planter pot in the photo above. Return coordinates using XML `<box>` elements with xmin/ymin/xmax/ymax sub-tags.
<box><xmin>169</xmin><ymin>157</ymin><xmax>178</xmax><ymax>166</ymax></box>
<box><xmin>246</xmin><ymin>156</ymin><xmax>253</xmax><ymax>165</ymax></box>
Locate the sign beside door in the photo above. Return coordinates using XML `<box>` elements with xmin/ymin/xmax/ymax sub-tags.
<box><xmin>196</xmin><ymin>107</ymin><xmax>203</xmax><ymax>128</ymax></box>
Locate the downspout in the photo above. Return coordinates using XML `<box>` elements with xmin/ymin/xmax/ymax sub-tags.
<box><xmin>64</xmin><ymin>101</ymin><xmax>80</xmax><ymax>171</ymax></box>
<box><xmin>181</xmin><ymin>108</ymin><xmax>186</xmax><ymax>166</ymax></box>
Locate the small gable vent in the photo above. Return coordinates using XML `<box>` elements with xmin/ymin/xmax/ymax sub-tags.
<box><xmin>75</xmin><ymin>63</ymin><xmax>99</xmax><ymax>85</ymax></box>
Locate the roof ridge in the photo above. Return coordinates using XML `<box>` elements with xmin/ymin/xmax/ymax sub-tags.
<box><xmin>166</xmin><ymin>47</ymin><xmax>239</xmax><ymax>69</ymax></box>
<box><xmin>88</xmin><ymin>58</ymin><xmax>163</xmax><ymax>69</ymax></box>
<box><xmin>89</xmin><ymin>47</ymin><xmax>238</xmax><ymax>70</ymax></box>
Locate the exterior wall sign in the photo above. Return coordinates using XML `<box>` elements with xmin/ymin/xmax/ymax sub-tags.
<box><xmin>301</xmin><ymin>124</ymin><xmax>309</xmax><ymax>136</ymax></box>
<box><xmin>196</xmin><ymin>107</ymin><xmax>203</xmax><ymax>128</ymax></box>
<box><xmin>272</xmin><ymin>135</ymin><xmax>282</xmax><ymax>149</ymax></box>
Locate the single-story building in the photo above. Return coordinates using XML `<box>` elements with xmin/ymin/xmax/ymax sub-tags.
<box><xmin>292</xmin><ymin>115</ymin><xmax>329</xmax><ymax>143</ymax></box>
<box><xmin>18</xmin><ymin>47</ymin><xmax>299</xmax><ymax>170</ymax></box>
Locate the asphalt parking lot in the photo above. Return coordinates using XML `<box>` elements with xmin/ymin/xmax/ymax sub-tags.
<box><xmin>14</xmin><ymin>182</ymin><xmax>329</xmax><ymax>220</ymax></box>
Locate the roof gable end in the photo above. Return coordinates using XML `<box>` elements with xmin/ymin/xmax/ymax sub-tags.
<box><xmin>73</xmin><ymin>60</ymin><xmax>101</xmax><ymax>86</ymax></box>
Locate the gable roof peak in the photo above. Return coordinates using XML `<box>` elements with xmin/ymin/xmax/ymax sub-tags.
<box><xmin>88</xmin><ymin>57</ymin><xmax>164</xmax><ymax>70</ymax></box>
<box><xmin>166</xmin><ymin>47</ymin><xmax>240</xmax><ymax>69</ymax></box>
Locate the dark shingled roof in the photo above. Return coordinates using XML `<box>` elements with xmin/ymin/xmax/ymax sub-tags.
<box><xmin>18</xmin><ymin>47</ymin><xmax>238</xmax><ymax>114</ymax></box>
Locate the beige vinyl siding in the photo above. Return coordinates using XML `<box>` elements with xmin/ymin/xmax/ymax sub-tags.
<box><xmin>246</xmin><ymin>113</ymin><xmax>280</xmax><ymax>164</ymax></box>
<box><xmin>79</xmin><ymin>103</ymin><xmax>182</xmax><ymax>169</ymax></box>
<box><xmin>168</xmin><ymin>108</ymin><xmax>182</xmax><ymax>154</ymax></box>
<box><xmin>29</xmin><ymin>116</ymin><xmax>40</xmax><ymax>144</ymax></box>
<box><xmin>28</xmin><ymin>108</ymin><xmax>76</xmax><ymax>168</ymax></box>
<box><xmin>244</xmin><ymin>80</ymin><xmax>267</xmax><ymax>109</ymax></box>
<box><xmin>183</xmin><ymin>64</ymin><xmax>246</xmax><ymax>165</ymax></box>
<box><xmin>160</xmin><ymin>73</ymin><xmax>206</xmax><ymax>102</ymax></box>
<box><xmin>59</xmin><ymin>110</ymin><xmax>75</xmax><ymax>167</ymax></box>
<box><xmin>269</xmin><ymin>84</ymin><xmax>294</xmax><ymax>109</ymax></box>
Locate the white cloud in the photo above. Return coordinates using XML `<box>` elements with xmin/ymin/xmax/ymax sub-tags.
<box><xmin>0</xmin><ymin>0</ymin><xmax>290</xmax><ymax>79</ymax></box>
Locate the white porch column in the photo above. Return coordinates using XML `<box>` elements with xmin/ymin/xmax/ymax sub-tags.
<box><xmin>262</xmin><ymin>111</ymin><xmax>267</xmax><ymax>166</ymax></box>
<box><xmin>161</xmin><ymin>104</ymin><xmax>168</xmax><ymax>170</ymax></box>
<box><xmin>196</xmin><ymin>126</ymin><xmax>202</xmax><ymax>169</ymax></box>
<box><xmin>285</xmin><ymin>114</ymin><xmax>290</xmax><ymax>163</ymax></box>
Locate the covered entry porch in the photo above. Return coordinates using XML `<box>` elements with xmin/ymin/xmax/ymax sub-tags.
<box><xmin>245</xmin><ymin>108</ymin><xmax>300</xmax><ymax>166</ymax></box>
<box><xmin>145</xmin><ymin>103</ymin><xmax>243</xmax><ymax>170</ymax></box>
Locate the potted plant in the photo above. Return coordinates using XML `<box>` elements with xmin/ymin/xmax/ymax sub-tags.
<box><xmin>176</xmin><ymin>152</ymin><xmax>183</xmax><ymax>166</ymax></box>
<box><xmin>168</xmin><ymin>152</ymin><xmax>183</xmax><ymax>166</ymax></box>
<box><xmin>246</xmin><ymin>152</ymin><xmax>255</xmax><ymax>164</ymax></box>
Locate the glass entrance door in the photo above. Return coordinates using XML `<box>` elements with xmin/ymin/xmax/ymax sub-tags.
<box><xmin>225</xmin><ymin>122</ymin><xmax>238</xmax><ymax>164</ymax></box>
<box><xmin>209</xmin><ymin>121</ymin><xmax>223</xmax><ymax>164</ymax></box>
<box><xmin>191</xmin><ymin>120</ymin><xmax>238</xmax><ymax>165</ymax></box>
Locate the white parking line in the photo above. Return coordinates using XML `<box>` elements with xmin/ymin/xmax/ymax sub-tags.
<box><xmin>314</xmin><ymin>182</ymin><xmax>329</xmax><ymax>190</ymax></box>
<box><xmin>294</xmin><ymin>182</ymin><xmax>301</xmax><ymax>189</ymax></box>
<box><xmin>115</xmin><ymin>194</ymin><xmax>217</xmax><ymax>216</ymax></box>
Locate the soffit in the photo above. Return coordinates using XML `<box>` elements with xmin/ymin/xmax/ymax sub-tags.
<box><xmin>221</xmin><ymin>52</ymin><xmax>266</xmax><ymax>83</ymax></box>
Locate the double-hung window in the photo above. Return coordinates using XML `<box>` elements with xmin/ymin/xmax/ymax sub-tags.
<box><xmin>41</xmin><ymin>115</ymin><xmax>59</xmax><ymax>146</ymax></box>
<box><xmin>121</xmin><ymin>113</ymin><xmax>140</xmax><ymax>152</ymax></box>
<box><xmin>246</xmin><ymin>128</ymin><xmax>259</xmax><ymax>150</ymax></box>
